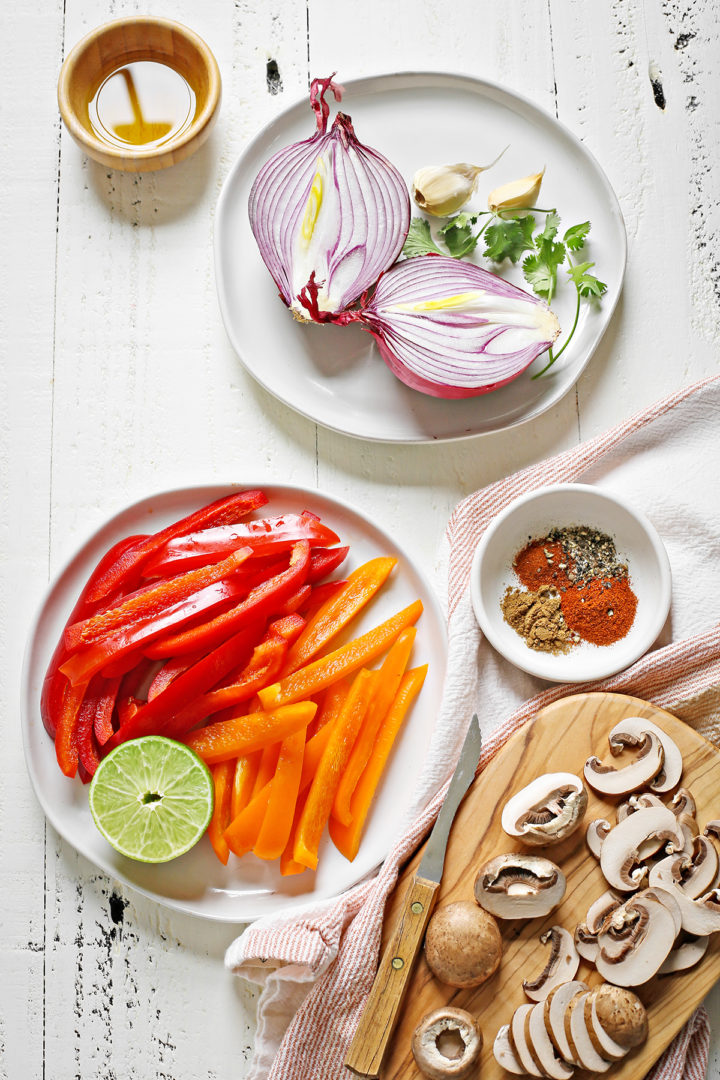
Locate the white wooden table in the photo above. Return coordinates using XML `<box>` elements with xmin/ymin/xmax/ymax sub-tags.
<box><xmin>3</xmin><ymin>1</ymin><xmax>720</xmax><ymax>1076</ymax></box>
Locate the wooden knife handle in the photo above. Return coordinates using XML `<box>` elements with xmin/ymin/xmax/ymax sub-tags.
<box><xmin>345</xmin><ymin>875</ymin><xmax>440</xmax><ymax>1077</ymax></box>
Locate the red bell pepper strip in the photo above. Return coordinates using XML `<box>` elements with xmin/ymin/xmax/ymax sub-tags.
<box><xmin>76</xmin><ymin>675</ymin><xmax>109</xmax><ymax>778</ymax></box>
<box><xmin>147</xmin><ymin>651</ymin><xmax>205</xmax><ymax>701</ymax></box>
<box><xmin>276</xmin><ymin>584</ymin><xmax>312</xmax><ymax>616</ymax></box>
<box><xmin>41</xmin><ymin>534</ymin><xmax>147</xmax><ymax>739</ymax></box>
<box><xmin>105</xmin><ymin>622</ymin><xmax>264</xmax><ymax>749</ymax></box>
<box><xmin>144</xmin><ymin>541</ymin><xmax>311</xmax><ymax>658</ymax></box>
<box><xmin>60</xmin><ymin>575</ymin><xmax>250</xmax><ymax>687</ymax></box>
<box><xmin>85</xmin><ymin>489</ymin><xmax>269</xmax><ymax>605</ymax></box>
<box><xmin>65</xmin><ymin>546</ymin><xmax>254</xmax><ymax>650</ymax></box>
<box><xmin>298</xmin><ymin>580</ymin><xmax>347</xmax><ymax>620</ymax></box>
<box><xmin>55</xmin><ymin>679</ymin><xmax>90</xmax><ymax>777</ymax></box>
<box><xmin>142</xmin><ymin>513</ymin><xmax>340</xmax><ymax>577</ymax></box>
<box><xmin>93</xmin><ymin>675</ymin><xmax>121</xmax><ymax>746</ymax></box>
<box><xmin>308</xmin><ymin>546</ymin><xmax>349</xmax><ymax>583</ymax></box>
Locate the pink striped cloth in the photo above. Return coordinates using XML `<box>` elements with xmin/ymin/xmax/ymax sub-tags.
<box><xmin>227</xmin><ymin>375</ymin><xmax>720</xmax><ymax>1080</ymax></box>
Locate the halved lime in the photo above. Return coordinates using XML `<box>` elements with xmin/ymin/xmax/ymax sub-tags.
<box><xmin>89</xmin><ymin>736</ymin><xmax>214</xmax><ymax>863</ymax></box>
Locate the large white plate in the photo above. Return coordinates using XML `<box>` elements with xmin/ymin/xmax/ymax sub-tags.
<box><xmin>21</xmin><ymin>485</ymin><xmax>446</xmax><ymax>922</ymax></box>
<box><xmin>215</xmin><ymin>71</ymin><xmax>626</xmax><ymax>443</ymax></box>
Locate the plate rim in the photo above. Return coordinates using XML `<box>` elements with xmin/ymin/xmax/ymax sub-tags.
<box><xmin>214</xmin><ymin>68</ymin><xmax>627</xmax><ymax>445</ymax></box>
<box><xmin>21</xmin><ymin>481</ymin><xmax>448</xmax><ymax>922</ymax></box>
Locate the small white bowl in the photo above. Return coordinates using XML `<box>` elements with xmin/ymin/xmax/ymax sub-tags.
<box><xmin>470</xmin><ymin>484</ymin><xmax>671</xmax><ymax>683</ymax></box>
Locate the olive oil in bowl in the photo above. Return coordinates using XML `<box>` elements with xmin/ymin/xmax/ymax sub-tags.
<box><xmin>88</xmin><ymin>60</ymin><xmax>197</xmax><ymax>151</ymax></box>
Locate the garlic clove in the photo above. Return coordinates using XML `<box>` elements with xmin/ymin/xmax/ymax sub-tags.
<box><xmin>413</xmin><ymin>148</ymin><xmax>507</xmax><ymax>217</ymax></box>
<box><xmin>488</xmin><ymin>169</ymin><xmax>545</xmax><ymax>213</ymax></box>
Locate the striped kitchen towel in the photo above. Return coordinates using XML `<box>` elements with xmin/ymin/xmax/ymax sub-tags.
<box><xmin>227</xmin><ymin>374</ymin><xmax>720</xmax><ymax>1080</ymax></box>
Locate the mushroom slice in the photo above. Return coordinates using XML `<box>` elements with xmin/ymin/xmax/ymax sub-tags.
<box><xmin>670</xmin><ymin>788</ymin><xmax>697</xmax><ymax>818</ymax></box>
<box><xmin>586</xmin><ymin>820</ymin><xmax>610</xmax><ymax>859</ymax></box>
<box><xmin>544</xmin><ymin>981</ymin><xmax>587</xmax><ymax>1064</ymax></box>
<box><xmin>523</xmin><ymin>927</ymin><xmax>580</xmax><ymax>1002</ymax></box>
<box><xmin>591</xmin><ymin>984</ymin><xmax>648</xmax><ymax>1050</ymax></box>
<box><xmin>510</xmin><ymin>1004</ymin><xmax>543</xmax><ymax>1077</ymax></box>
<box><xmin>658</xmin><ymin>934</ymin><xmax>709</xmax><ymax>974</ymax></box>
<box><xmin>651</xmin><ymin>837</ymin><xmax>719</xmax><ymax>899</ymax></box>
<box><xmin>599</xmin><ymin>805</ymin><xmax>683</xmax><ymax>891</ymax></box>
<box><xmin>643</xmin><ymin>886</ymin><xmax>682</xmax><ymax>935</ymax></box>
<box><xmin>501</xmin><ymin>773</ymin><xmax>588</xmax><ymax>846</ymax></box>
<box><xmin>704</xmin><ymin>820</ymin><xmax>720</xmax><ymax>840</ymax></box>
<box><xmin>493</xmin><ymin>1025</ymin><xmax>525</xmax><ymax>1076</ymax></box>
<box><xmin>475</xmin><ymin>855</ymin><xmax>566</xmax><ymax>920</ymax></box>
<box><xmin>566</xmin><ymin>993</ymin><xmax>612</xmax><ymax>1072</ymax></box>
<box><xmin>647</xmin><ymin>863</ymin><xmax>720</xmax><ymax>935</ymax></box>
<box><xmin>596</xmin><ymin>894</ymin><xmax>677</xmax><ymax>985</ymax></box>
<box><xmin>584</xmin><ymin>732</ymin><xmax>664</xmax><ymax>797</ymax></box>
<box><xmin>411</xmin><ymin>1006</ymin><xmax>483</xmax><ymax>1080</ymax></box>
<box><xmin>608</xmin><ymin>717</ymin><xmax>683</xmax><ymax>793</ymax></box>
<box><xmin>583</xmin><ymin>991</ymin><xmax>627</xmax><ymax>1062</ymax></box>
<box><xmin>575</xmin><ymin>892</ymin><xmax>622</xmax><ymax>963</ymax></box>
<box><xmin>527</xmin><ymin>1003</ymin><xmax>574</xmax><ymax>1079</ymax></box>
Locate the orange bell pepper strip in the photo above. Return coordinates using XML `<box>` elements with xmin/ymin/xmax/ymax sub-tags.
<box><xmin>299</xmin><ymin>580</ymin><xmax>347</xmax><ymax>621</ymax></box>
<box><xmin>183</xmin><ymin>702</ymin><xmax>317</xmax><ymax>765</ymax></box>
<box><xmin>281</xmin><ymin>557</ymin><xmax>397</xmax><ymax>676</ymax></box>
<box><xmin>207</xmin><ymin>761</ymin><xmax>234</xmax><ymax>865</ymax></box>
<box><xmin>332</xmin><ymin>627</ymin><xmax>416</xmax><ymax>827</ymax></box>
<box><xmin>280</xmin><ymin>791</ymin><xmax>310</xmax><ymax>876</ymax></box>
<box><xmin>231</xmin><ymin>752</ymin><xmax>261</xmax><ymax>820</ymax></box>
<box><xmin>253</xmin><ymin>728</ymin><xmax>306</xmax><ymax>860</ymax></box>
<box><xmin>330</xmin><ymin>665</ymin><xmax>427</xmax><ymax>862</ymax></box>
<box><xmin>293</xmin><ymin>669</ymin><xmax>376</xmax><ymax>871</ymax></box>
<box><xmin>224</xmin><ymin>786</ymin><xmax>271</xmax><ymax>856</ymax></box>
<box><xmin>258</xmin><ymin>600</ymin><xmax>423</xmax><ymax>711</ymax></box>
<box><xmin>252</xmin><ymin>742</ymin><xmax>281</xmax><ymax>796</ymax></box>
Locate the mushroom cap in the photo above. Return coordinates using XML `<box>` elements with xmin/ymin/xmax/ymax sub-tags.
<box><xmin>501</xmin><ymin>772</ymin><xmax>587</xmax><ymax>846</ymax></box>
<box><xmin>608</xmin><ymin>717</ymin><xmax>683</xmax><ymax>793</ymax></box>
<box><xmin>474</xmin><ymin>854</ymin><xmax>566</xmax><ymax>919</ymax></box>
<box><xmin>411</xmin><ymin>1006</ymin><xmax>483</xmax><ymax>1080</ymax></box>
<box><xmin>592</xmin><ymin>985</ymin><xmax>648</xmax><ymax>1049</ymax></box>
<box><xmin>425</xmin><ymin>901</ymin><xmax>502</xmax><ymax>988</ymax></box>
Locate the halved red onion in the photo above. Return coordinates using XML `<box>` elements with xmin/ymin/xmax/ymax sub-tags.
<box><xmin>306</xmin><ymin>255</ymin><xmax>560</xmax><ymax>398</ymax></box>
<box><xmin>248</xmin><ymin>75</ymin><xmax>411</xmax><ymax>319</ymax></box>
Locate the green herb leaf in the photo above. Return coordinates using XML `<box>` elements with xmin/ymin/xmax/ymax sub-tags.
<box><xmin>402</xmin><ymin>218</ymin><xmax>445</xmax><ymax>259</ymax></box>
<box><xmin>522</xmin><ymin>239</ymin><xmax>566</xmax><ymax>299</ymax></box>
<box><xmin>566</xmin><ymin>261</ymin><xmax>607</xmax><ymax>297</ymax></box>
<box><xmin>483</xmin><ymin>216</ymin><xmax>536</xmax><ymax>263</ymax></box>
<box><xmin>563</xmin><ymin>221</ymin><xmax>591</xmax><ymax>252</ymax></box>
<box><xmin>439</xmin><ymin>213</ymin><xmax>481</xmax><ymax>258</ymax></box>
<box><xmin>537</xmin><ymin>210</ymin><xmax>561</xmax><ymax>244</ymax></box>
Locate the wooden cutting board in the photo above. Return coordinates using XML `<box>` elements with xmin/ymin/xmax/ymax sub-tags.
<box><xmin>380</xmin><ymin>692</ymin><xmax>720</xmax><ymax>1080</ymax></box>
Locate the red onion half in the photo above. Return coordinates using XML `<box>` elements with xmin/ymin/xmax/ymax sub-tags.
<box><xmin>301</xmin><ymin>255</ymin><xmax>560</xmax><ymax>398</ymax></box>
<box><xmin>248</xmin><ymin>76</ymin><xmax>411</xmax><ymax>320</ymax></box>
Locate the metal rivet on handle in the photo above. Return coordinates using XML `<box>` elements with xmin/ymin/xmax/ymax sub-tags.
<box><xmin>411</xmin><ymin>902</ymin><xmax>423</xmax><ymax>914</ymax></box>
<box><xmin>391</xmin><ymin>957</ymin><xmax>404</xmax><ymax>969</ymax></box>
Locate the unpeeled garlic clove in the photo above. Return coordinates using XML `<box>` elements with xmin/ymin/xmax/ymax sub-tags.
<box><xmin>488</xmin><ymin>169</ymin><xmax>545</xmax><ymax>213</ymax></box>
<box><xmin>412</xmin><ymin>148</ymin><xmax>506</xmax><ymax>217</ymax></box>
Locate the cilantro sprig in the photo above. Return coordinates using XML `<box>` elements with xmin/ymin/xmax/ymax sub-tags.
<box><xmin>401</xmin><ymin>208</ymin><xmax>606</xmax><ymax>376</ymax></box>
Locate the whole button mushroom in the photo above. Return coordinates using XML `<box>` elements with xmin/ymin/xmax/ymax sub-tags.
<box><xmin>424</xmin><ymin>901</ymin><xmax>502</xmax><ymax>988</ymax></box>
<box><xmin>411</xmin><ymin>1007</ymin><xmax>483</xmax><ymax>1080</ymax></box>
<box><xmin>591</xmin><ymin>984</ymin><xmax>648</xmax><ymax>1050</ymax></box>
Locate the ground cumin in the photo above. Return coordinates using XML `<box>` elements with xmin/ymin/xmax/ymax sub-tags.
<box><xmin>501</xmin><ymin>585</ymin><xmax>579</xmax><ymax>654</ymax></box>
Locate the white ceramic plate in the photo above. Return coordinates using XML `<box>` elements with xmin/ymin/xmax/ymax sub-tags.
<box><xmin>215</xmin><ymin>71</ymin><xmax>626</xmax><ymax>443</ymax></box>
<box><xmin>470</xmin><ymin>484</ymin><xmax>671</xmax><ymax>683</ymax></box>
<box><xmin>21</xmin><ymin>485</ymin><xmax>446</xmax><ymax>922</ymax></box>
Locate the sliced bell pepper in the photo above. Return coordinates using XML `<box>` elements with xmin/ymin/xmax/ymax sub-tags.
<box><xmin>55</xmin><ymin>679</ymin><xmax>90</xmax><ymax>778</ymax></box>
<box><xmin>231</xmin><ymin>752</ymin><xmax>261</xmax><ymax>820</ymax></box>
<box><xmin>282</xmin><ymin>557</ymin><xmax>397</xmax><ymax>676</ymax></box>
<box><xmin>60</xmin><ymin>575</ymin><xmax>250</xmax><ymax>687</ymax></box>
<box><xmin>85</xmin><ymin>490</ymin><xmax>269</xmax><ymax>604</ymax></box>
<box><xmin>145</xmin><ymin>541</ymin><xmax>311</xmax><ymax>658</ymax></box>
<box><xmin>276</xmin><ymin>584</ymin><xmax>312</xmax><ymax>616</ymax></box>
<box><xmin>252</xmin><ymin>742</ymin><xmax>281</xmax><ymax>797</ymax></box>
<box><xmin>207</xmin><ymin>761</ymin><xmax>234</xmax><ymax>865</ymax></box>
<box><xmin>223</xmin><ymin>785</ymin><xmax>272</xmax><ymax>857</ymax></box>
<box><xmin>93</xmin><ymin>675</ymin><xmax>121</xmax><ymax>746</ymax></box>
<box><xmin>146</xmin><ymin>651</ymin><xmax>205</xmax><ymax>701</ymax></box>
<box><xmin>332</xmin><ymin>627</ymin><xmax>416</xmax><ymax>826</ymax></box>
<box><xmin>299</xmin><ymin>581</ymin><xmax>347</xmax><ymax>622</ymax></box>
<box><xmin>106</xmin><ymin>622</ymin><xmax>261</xmax><ymax>748</ymax></box>
<box><xmin>65</xmin><ymin>547</ymin><xmax>253</xmax><ymax>649</ymax></box>
<box><xmin>330</xmin><ymin>665</ymin><xmax>427</xmax><ymax>862</ymax></box>
<box><xmin>280</xmin><ymin>792</ymin><xmax>310</xmax><ymax>876</ymax></box>
<box><xmin>253</xmin><ymin>728</ymin><xmax>306</xmax><ymax>860</ymax></box>
<box><xmin>183</xmin><ymin>702</ymin><xmax>317</xmax><ymax>766</ymax></box>
<box><xmin>76</xmin><ymin>676</ymin><xmax>107</xmax><ymax>778</ymax></box>
<box><xmin>143</xmin><ymin>512</ymin><xmax>340</xmax><ymax>577</ymax></box>
<box><xmin>307</xmin><ymin>678</ymin><xmax>349</xmax><ymax>739</ymax></box>
<box><xmin>307</xmin><ymin>545</ymin><xmax>349</xmax><ymax>583</ymax></box>
<box><xmin>293</xmin><ymin>669</ymin><xmax>376</xmax><ymax>871</ymax></box>
<box><xmin>258</xmin><ymin>599</ymin><xmax>423</xmax><ymax>711</ymax></box>
<box><xmin>41</xmin><ymin>534</ymin><xmax>147</xmax><ymax>739</ymax></box>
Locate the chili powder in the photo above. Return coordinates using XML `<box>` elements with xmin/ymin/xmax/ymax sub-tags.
<box><xmin>561</xmin><ymin>577</ymin><xmax>638</xmax><ymax>646</ymax></box>
<box><xmin>513</xmin><ymin>540</ymin><xmax>573</xmax><ymax>589</ymax></box>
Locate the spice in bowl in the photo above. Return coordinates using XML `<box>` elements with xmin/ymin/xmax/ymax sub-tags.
<box><xmin>501</xmin><ymin>525</ymin><xmax>638</xmax><ymax>653</ymax></box>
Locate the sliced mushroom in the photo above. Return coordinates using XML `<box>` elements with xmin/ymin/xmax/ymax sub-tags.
<box><xmin>527</xmin><ymin>1002</ymin><xmax>574</xmax><ymax>1079</ymax></box>
<box><xmin>584</xmin><ymin>731</ymin><xmax>664</xmax><ymax>797</ymax></box>
<box><xmin>591</xmin><ymin>984</ymin><xmax>648</xmax><ymax>1049</ymax></box>
<box><xmin>544</xmin><ymin>981</ymin><xmax>587</xmax><ymax>1064</ymax></box>
<box><xmin>412</xmin><ymin>1007</ymin><xmax>483</xmax><ymax>1080</ymax></box>
<box><xmin>566</xmin><ymin>993</ymin><xmax>612</xmax><ymax>1072</ymax></box>
<box><xmin>474</xmin><ymin>854</ymin><xmax>566</xmax><ymax>919</ymax></box>
<box><xmin>670</xmin><ymin>788</ymin><xmax>697</xmax><ymax>818</ymax></box>
<box><xmin>643</xmin><ymin>886</ymin><xmax>683</xmax><ymax>935</ymax></box>
<box><xmin>501</xmin><ymin>773</ymin><xmax>588</xmax><ymax>846</ymax></box>
<box><xmin>704</xmin><ymin>820</ymin><xmax>720</xmax><ymax>840</ymax></box>
<box><xmin>650</xmin><ymin>837</ymin><xmax>719</xmax><ymax>899</ymax></box>
<box><xmin>616</xmin><ymin>801</ymin><xmax>634</xmax><ymax>823</ymax></box>
<box><xmin>575</xmin><ymin>892</ymin><xmax>623</xmax><ymax>962</ymax></box>
<box><xmin>510</xmin><ymin>1004</ymin><xmax>543</xmax><ymax>1077</ymax></box>
<box><xmin>523</xmin><ymin>927</ymin><xmax>579</xmax><ymax>1002</ymax></box>
<box><xmin>608</xmin><ymin>717</ymin><xmax>683</xmax><ymax>793</ymax></box>
<box><xmin>658</xmin><ymin>934</ymin><xmax>709</xmax><ymax>974</ymax></box>
<box><xmin>586</xmin><ymin>819</ymin><xmax>611</xmax><ymax>859</ymax></box>
<box><xmin>599</xmin><ymin>805</ymin><xmax>683</xmax><ymax>891</ymax></box>
<box><xmin>595</xmin><ymin>893</ymin><xmax>677</xmax><ymax>984</ymax></box>
<box><xmin>425</xmin><ymin>901</ymin><xmax>502</xmax><ymax>988</ymax></box>
<box><xmin>647</xmin><ymin>863</ymin><xmax>720</xmax><ymax>935</ymax></box>
<box><xmin>583</xmin><ymin>991</ymin><xmax>627</xmax><ymax>1062</ymax></box>
<box><xmin>493</xmin><ymin>1025</ymin><xmax>525</xmax><ymax>1075</ymax></box>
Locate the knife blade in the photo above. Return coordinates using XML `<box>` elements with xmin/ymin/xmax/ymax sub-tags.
<box><xmin>345</xmin><ymin>715</ymin><xmax>483</xmax><ymax>1078</ymax></box>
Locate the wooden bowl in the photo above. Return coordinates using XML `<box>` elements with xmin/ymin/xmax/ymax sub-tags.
<box><xmin>58</xmin><ymin>16</ymin><xmax>221</xmax><ymax>172</ymax></box>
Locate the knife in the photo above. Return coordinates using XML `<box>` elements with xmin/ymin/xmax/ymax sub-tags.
<box><xmin>345</xmin><ymin>714</ymin><xmax>483</xmax><ymax>1078</ymax></box>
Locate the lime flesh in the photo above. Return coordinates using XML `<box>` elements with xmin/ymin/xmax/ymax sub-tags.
<box><xmin>89</xmin><ymin>736</ymin><xmax>214</xmax><ymax>863</ymax></box>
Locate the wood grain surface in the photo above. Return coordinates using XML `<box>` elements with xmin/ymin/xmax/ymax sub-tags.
<box><xmin>382</xmin><ymin>693</ymin><xmax>720</xmax><ymax>1080</ymax></box>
